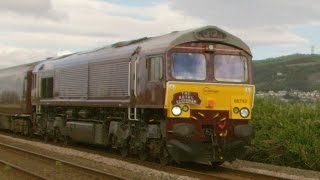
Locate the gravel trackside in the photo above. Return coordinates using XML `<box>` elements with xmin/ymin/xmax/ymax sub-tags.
<box><xmin>1</xmin><ymin>133</ymin><xmax>319</xmax><ymax>180</ymax></box>
<box><xmin>0</xmin><ymin>134</ymin><xmax>196</xmax><ymax>180</ymax></box>
<box><xmin>224</xmin><ymin>160</ymin><xmax>320</xmax><ymax>180</ymax></box>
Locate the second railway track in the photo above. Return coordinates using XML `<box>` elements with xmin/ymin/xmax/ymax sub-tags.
<box><xmin>0</xmin><ymin>142</ymin><xmax>126</xmax><ymax>180</ymax></box>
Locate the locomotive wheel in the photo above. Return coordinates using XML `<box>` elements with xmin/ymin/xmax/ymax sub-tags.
<box><xmin>110</xmin><ymin>134</ymin><xmax>119</xmax><ymax>153</ymax></box>
<box><xmin>43</xmin><ymin>134</ymin><xmax>49</xmax><ymax>143</ymax></box>
<box><xmin>138</xmin><ymin>148</ymin><xmax>149</xmax><ymax>161</ymax></box>
<box><xmin>120</xmin><ymin>139</ymin><xmax>129</xmax><ymax>157</ymax></box>
<box><xmin>63</xmin><ymin>136</ymin><xmax>70</xmax><ymax>145</ymax></box>
<box><xmin>211</xmin><ymin>161</ymin><xmax>223</xmax><ymax>167</ymax></box>
<box><xmin>120</xmin><ymin>147</ymin><xmax>128</xmax><ymax>157</ymax></box>
<box><xmin>159</xmin><ymin>146</ymin><xmax>171</xmax><ymax>165</ymax></box>
<box><xmin>105</xmin><ymin>134</ymin><xmax>113</xmax><ymax>151</ymax></box>
<box><xmin>53</xmin><ymin>137</ymin><xmax>58</xmax><ymax>143</ymax></box>
<box><xmin>53</xmin><ymin>128</ymin><xmax>60</xmax><ymax>143</ymax></box>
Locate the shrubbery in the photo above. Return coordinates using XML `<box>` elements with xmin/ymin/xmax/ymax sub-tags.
<box><xmin>246</xmin><ymin>97</ymin><xmax>320</xmax><ymax>170</ymax></box>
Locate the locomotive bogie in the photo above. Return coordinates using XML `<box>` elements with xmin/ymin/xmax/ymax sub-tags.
<box><xmin>11</xmin><ymin>115</ymin><xmax>32</xmax><ymax>135</ymax></box>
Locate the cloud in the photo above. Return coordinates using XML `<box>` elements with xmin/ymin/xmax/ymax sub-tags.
<box><xmin>0</xmin><ymin>0</ymin><xmax>206</xmax><ymax>68</ymax></box>
<box><xmin>99</xmin><ymin>0</ymin><xmax>164</xmax><ymax>7</ymax></box>
<box><xmin>168</xmin><ymin>0</ymin><xmax>320</xmax><ymax>27</ymax></box>
<box><xmin>167</xmin><ymin>0</ymin><xmax>318</xmax><ymax>51</ymax></box>
<box><xmin>0</xmin><ymin>31</ymin><xmax>113</xmax><ymax>50</ymax></box>
<box><xmin>0</xmin><ymin>45</ymin><xmax>55</xmax><ymax>68</ymax></box>
<box><xmin>0</xmin><ymin>0</ymin><xmax>66</xmax><ymax>21</ymax></box>
<box><xmin>0</xmin><ymin>0</ymin><xmax>318</xmax><ymax>68</ymax></box>
<box><xmin>234</xmin><ymin>26</ymin><xmax>309</xmax><ymax>47</ymax></box>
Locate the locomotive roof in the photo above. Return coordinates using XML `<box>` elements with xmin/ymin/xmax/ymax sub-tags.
<box><xmin>0</xmin><ymin>61</ymin><xmax>40</xmax><ymax>77</ymax></box>
<box><xmin>33</xmin><ymin>25</ymin><xmax>251</xmax><ymax>72</ymax></box>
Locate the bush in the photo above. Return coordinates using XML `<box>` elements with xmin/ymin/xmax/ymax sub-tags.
<box><xmin>246</xmin><ymin>97</ymin><xmax>320</xmax><ymax>170</ymax></box>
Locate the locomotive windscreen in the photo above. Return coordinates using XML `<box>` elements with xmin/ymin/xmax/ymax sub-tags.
<box><xmin>171</xmin><ymin>53</ymin><xmax>206</xmax><ymax>80</ymax></box>
<box><xmin>213</xmin><ymin>55</ymin><xmax>248</xmax><ymax>82</ymax></box>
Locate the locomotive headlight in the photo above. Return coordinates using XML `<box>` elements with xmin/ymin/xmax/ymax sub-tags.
<box><xmin>182</xmin><ymin>105</ymin><xmax>189</xmax><ymax>112</ymax></box>
<box><xmin>233</xmin><ymin>107</ymin><xmax>240</xmax><ymax>113</ymax></box>
<box><xmin>172</xmin><ymin>106</ymin><xmax>182</xmax><ymax>116</ymax></box>
<box><xmin>208</xmin><ymin>44</ymin><xmax>214</xmax><ymax>51</ymax></box>
<box><xmin>240</xmin><ymin>108</ymin><xmax>250</xmax><ymax>118</ymax></box>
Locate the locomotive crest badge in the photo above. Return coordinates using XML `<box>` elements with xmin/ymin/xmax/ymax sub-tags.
<box><xmin>171</xmin><ymin>91</ymin><xmax>201</xmax><ymax>105</ymax></box>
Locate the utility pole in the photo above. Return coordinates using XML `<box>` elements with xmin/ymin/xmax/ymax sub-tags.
<box><xmin>311</xmin><ymin>45</ymin><xmax>315</xmax><ymax>55</ymax></box>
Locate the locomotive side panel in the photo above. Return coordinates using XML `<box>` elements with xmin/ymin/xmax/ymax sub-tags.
<box><xmin>89</xmin><ymin>58</ymin><xmax>129</xmax><ymax>99</ymax></box>
<box><xmin>58</xmin><ymin>64</ymin><xmax>89</xmax><ymax>99</ymax></box>
<box><xmin>135</xmin><ymin>54</ymin><xmax>166</xmax><ymax>107</ymax></box>
<box><xmin>34</xmin><ymin>48</ymin><xmax>138</xmax><ymax>107</ymax></box>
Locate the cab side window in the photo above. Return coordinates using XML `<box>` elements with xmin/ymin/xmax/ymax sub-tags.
<box><xmin>148</xmin><ymin>56</ymin><xmax>163</xmax><ymax>81</ymax></box>
<box><xmin>41</xmin><ymin>77</ymin><xmax>53</xmax><ymax>98</ymax></box>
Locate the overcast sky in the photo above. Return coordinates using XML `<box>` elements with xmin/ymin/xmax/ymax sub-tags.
<box><xmin>1</xmin><ymin>0</ymin><xmax>319</xmax><ymax>68</ymax></box>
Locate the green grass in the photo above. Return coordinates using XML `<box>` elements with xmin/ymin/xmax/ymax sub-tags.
<box><xmin>246</xmin><ymin>97</ymin><xmax>320</xmax><ymax>171</ymax></box>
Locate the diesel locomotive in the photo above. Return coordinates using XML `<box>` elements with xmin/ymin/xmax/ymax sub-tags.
<box><xmin>0</xmin><ymin>26</ymin><xmax>255</xmax><ymax>166</ymax></box>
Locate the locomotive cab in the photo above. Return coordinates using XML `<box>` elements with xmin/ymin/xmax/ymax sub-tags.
<box><xmin>163</xmin><ymin>28</ymin><xmax>255</xmax><ymax>165</ymax></box>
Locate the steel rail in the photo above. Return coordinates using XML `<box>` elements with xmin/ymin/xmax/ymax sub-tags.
<box><xmin>0</xmin><ymin>159</ymin><xmax>47</xmax><ymax>179</ymax></box>
<box><xmin>70</xmin><ymin>144</ymin><xmax>286</xmax><ymax>180</ymax></box>
<box><xmin>166</xmin><ymin>164</ymin><xmax>286</xmax><ymax>180</ymax></box>
<box><xmin>63</xmin><ymin>141</ymin><xmax>285</xmax><ymax>180</ymax></box>
<box><xmin>0</xmin><ymin>133</ymin><xmax>289</xmax><ymax>180</ymax></box>
<box><xmin>0</xmin><ymin>142</ymin><xmax>127</xmax><ymax>180</ymax></box>
<box><xmin>42</xmin><ymin>138</ymin><xmax>286</xmax><ymax>180</ymax></box>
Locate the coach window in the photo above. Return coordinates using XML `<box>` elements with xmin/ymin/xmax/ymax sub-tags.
<box><xmin>148</xmin><ymin>56</ymin><xmax>163</xmax><ymax>81</ymax></box>
<box><xmin>41</xmin><ymin>77</ymin><xmax>53</xmax><ymax>98</ymax></box>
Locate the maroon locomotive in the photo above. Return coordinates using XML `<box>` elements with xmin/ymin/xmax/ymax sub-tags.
<box><xmin>0</xmin><ymin>26</ymin><xmax>255</xmax><ymax>166</ymax></box>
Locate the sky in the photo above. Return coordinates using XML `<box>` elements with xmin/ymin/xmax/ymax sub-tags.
<box><xmin>0</xmin><ymin>0</ymin><xmax>320</xmax><ymax>68</ymax></box>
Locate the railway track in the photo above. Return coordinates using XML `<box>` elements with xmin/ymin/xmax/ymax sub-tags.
<box><xmin>112</xmin><ymin>155</ymin><xmax>285</xmax><ymax>180</ymax></box>
<box><xmin>0</xmin><ymin>133</ymin><xmax>288</xmax><ymax>179</ymax></box>
<box><xmin>58</xmin><ymin>141</ymin><xmax>286</xmax><ymax>180</ymax></box>
<box><xmin>0</xmin><ymin>159</ymin><xmax>47</xmax><ymax>179</ymax></box>
<box><xmin>0</xmin><ymin>142</ymin><xmax>127</xmax><ymax>180</ymax></box>
<box><xmin>166</xmin><ymin>163</ymin><xmax>285</xmax><ymax>180</ymax></box>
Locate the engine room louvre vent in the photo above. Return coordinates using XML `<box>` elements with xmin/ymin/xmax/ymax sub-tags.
<box><xmin>194</xmin><ymin>28</ymin><xmax>226</xmax><ymax>40</ymax></box>
<box><xmin>59</xmin><ymin>64</ymin><xmax>88</xmax><ymax>98</ymax></box>
<box><xmin>89</xmin><ymin>59</ymin><xmax>128</xmax><ymax>98</ymax></box>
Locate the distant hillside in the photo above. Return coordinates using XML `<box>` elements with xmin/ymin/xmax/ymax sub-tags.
<box><xmin>253</xmin><ymin>54</ymin><xmax>320</xmax><ymax>91</ymax></box>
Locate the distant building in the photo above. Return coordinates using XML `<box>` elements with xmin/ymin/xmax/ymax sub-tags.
<box><xmin>256</xmin><ymin>90</ymin><xmax>320</xmax><ymax>102</ymax></box>
<box><xmin>277</xmin><ymin>72</ymin><xmax>283</xmax><ymax>76</ymax></box>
